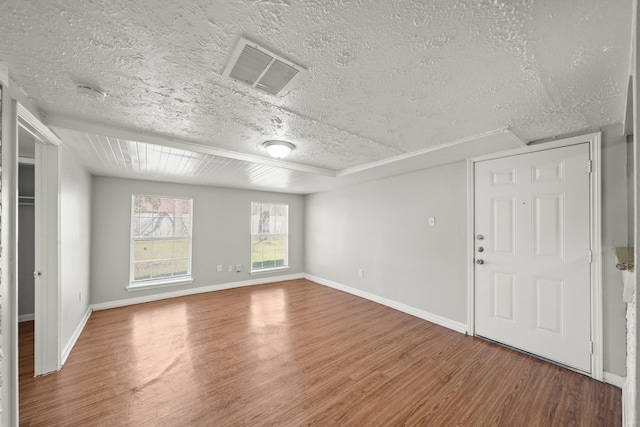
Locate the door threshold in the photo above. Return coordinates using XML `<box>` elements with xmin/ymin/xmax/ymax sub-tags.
<box><xmin>475</xmin><ymin>335</ymin><xmax>591</xmax><ymax>377</ymax></box>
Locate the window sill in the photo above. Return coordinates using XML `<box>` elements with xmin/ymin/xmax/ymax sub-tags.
<box><xmin>126</xmin><ymin>276</ymin><xmax>194</xmax><ymax>291</ymax></box>
<box><xmin>250</xmin><ymin>266</ymin><xmax>290</xmax><ymax>276</ymax></box>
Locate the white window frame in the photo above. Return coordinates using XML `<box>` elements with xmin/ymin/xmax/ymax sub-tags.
<box><xmin>250</xmin><ymin>201</ymin><xmax>290</xmax><ymax>274</ymax></box>
<box><xmin>128</xmin><ymin>194</ymin><xmax>194</xmax><ymax>291</ymax></box>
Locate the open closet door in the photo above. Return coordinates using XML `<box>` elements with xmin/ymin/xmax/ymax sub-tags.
<box><xmin>33</xmin><ymin>140</ymin><xmax>60</xmax><ymax>375</ymax></box>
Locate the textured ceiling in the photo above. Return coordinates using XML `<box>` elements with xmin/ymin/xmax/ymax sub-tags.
<box><xmin>0</xmin><ymin>0</ymin><xmax>633</xmax><ymax>172</ymax></box>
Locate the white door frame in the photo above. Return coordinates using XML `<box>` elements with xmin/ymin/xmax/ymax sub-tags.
<box><xmin>16</xmin><ymin>102</ymin><xmax>61</xmax><ymax>378</ymax></box>
<box><xmin>1</xmin><ymin>76</ymin><xmax>19</xmax><ymax>427</ymax></box>
<box><xmin>466</xmin><ymin>132</ymin><xmax>603</xmax><ymax>380</ymax></box>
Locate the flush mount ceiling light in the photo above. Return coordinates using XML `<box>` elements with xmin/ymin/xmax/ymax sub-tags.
<box><xmin>76</xmin><ymin>84</ymin><xmax>106</xmax><ymax>101</ymax></box>
<box><xmin>263</xmin><ymin>140</ymin><xmax>295</xmax><ymax>159</ymax></box>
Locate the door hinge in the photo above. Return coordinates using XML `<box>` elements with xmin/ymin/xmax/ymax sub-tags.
<box><xmin>589</xmin><ymin>341</ymin><xmax>594</xmax><ymax>355</ymax></box>
<box><xmin>586</xmin><ymin>160</ymin><xmax>593</xmax><ymax>173</ymax></box>
<box><xmin>588</xmin><ymin>250</ymin><xmax>592</xmax><ymax>263</ymax></box>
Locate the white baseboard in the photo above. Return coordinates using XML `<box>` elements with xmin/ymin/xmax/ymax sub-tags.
<box><xmin>603</xmin><ymin>371</ymin><xmax>624</xmax><ymax>388</ymax></box>
<box><xmin>57</xmin><ymin>274</ymin><xmax>627</xmax><ymax>389</ymax></box>
<box><xmin>304</xmin><ymin>274</ymin><xmax>468</xmax><ymax>334</ymax></box>
<box><xmin>62</xmin><ymin>306</ymin><xmax>92</xmax><ymax>365</ymax></box>
<box><xmin>91</xmin><ymin>273</ymin><xmax>305</xmax><ymax>311</ymax></box>
<box><xmin>18</xmin><ymin>313</ymin><xmax>34</xmax><ymax>323</ymax></box>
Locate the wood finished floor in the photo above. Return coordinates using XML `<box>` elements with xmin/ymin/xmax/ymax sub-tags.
<box><xmin>19</xmin><ymin>279</ymin><xmax>621</xmax><ymax>426</ymax></box>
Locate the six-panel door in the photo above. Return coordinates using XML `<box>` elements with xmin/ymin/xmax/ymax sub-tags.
<box><xmin>474</xmin><ymin>143</ymin><xmax>592</xmax><ymax>373</ymax></box>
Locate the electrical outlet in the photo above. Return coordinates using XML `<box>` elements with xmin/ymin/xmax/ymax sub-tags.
<box><xmin>358</xmin><ymin>269</ymin><xmax>364</xmax><ymax>278</ymax></box>
<box><xmin>428</xmin><ymin>217</ymin><xmax>436</xmax><ymax>227</ymax></box>
<box><xmin>236</xmin><ymin>264</ymin><xmax>242</xmax><ymax>272</ymax></box>
<box><xmin>217</xmin><ymin>265</ymin><xmax>222</xmax><ymax>272</ymax></box>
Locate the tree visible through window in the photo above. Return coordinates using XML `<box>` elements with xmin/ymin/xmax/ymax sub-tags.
<box><xmin>131</xmin><ymin>195</ymin><xmax>193</xmax><ymax>285</ymax></box>
<box><xmin>251</xmin><ymin>202</ymin><xmax>288</xmax><ymax>271</ymax></box>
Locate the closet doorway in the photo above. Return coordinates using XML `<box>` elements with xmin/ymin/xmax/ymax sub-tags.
<box><xmin>18</xmin><ymin>129</ymin><xmax>35</xmax><ymax>324</ymax></box>
<box><xmin>15</xmin><ymin>103</ymin><xmax>61</xmax><ymax>383</ymax></box>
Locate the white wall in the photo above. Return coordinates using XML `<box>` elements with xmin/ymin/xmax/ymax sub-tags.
<box><xmin>90</xmin><ymin>177</ymin><xmax>304</xmax><ymax>305</ymax></box>
<box><xmin>305</xmin><ymin>128</ymin><xmax>628</xmax><ymax>377</ymax></box>
<box><xmin>60</xmin><ymin>144</ymin><xmax>92</xmax><ymax>351</ymax></box>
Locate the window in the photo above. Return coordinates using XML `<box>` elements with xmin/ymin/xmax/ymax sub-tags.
<box><xmin>251</xmin><ymin>202</ymin><xmax>288</xmax><ymax>272</ymax></box>
<box><xmin>129</xmin><ymin>195</ymin><xmax>193</xmax><ymax>289</ymax></box>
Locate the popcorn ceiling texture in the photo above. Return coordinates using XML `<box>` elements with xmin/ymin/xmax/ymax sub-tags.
<box><xmin>0</xmin><ymin>0</ymin><xmax>632</xmax><ymax>170</ymax></box>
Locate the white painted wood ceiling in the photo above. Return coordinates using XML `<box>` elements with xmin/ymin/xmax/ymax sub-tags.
<box><xmin>0</xmin><ymin>0</ymin><xmax>633</xmax><ymax>192</ymax></box>
<box><xmin>53</xmin><ymin>127</ymin><xmax>520</xmax><ymax>193</ymax></box>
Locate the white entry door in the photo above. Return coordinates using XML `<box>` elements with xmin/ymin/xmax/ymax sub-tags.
<box><xmin>474</xmin><ymin>143</ymin><xmax>592</xmax><ymax>373</ymax></box>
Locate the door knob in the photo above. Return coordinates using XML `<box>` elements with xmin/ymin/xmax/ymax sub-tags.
<box><xmin>476</xmin><ymin>259</ymin><xmax>484</xmax><ymax>265</ymax></box>
<box><xmin>33</xmin><ymin>271</ymin><xmax>42</xmax><ymax>278</ymax></box>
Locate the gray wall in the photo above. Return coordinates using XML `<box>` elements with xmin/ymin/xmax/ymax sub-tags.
<box><xmin>18</xmin><ymin>164</ymin><xmax>34</xmax><ymax>317</ymax></box>
<box><xmin>628</xmin><ymin>137</ymin><xmax>634</xmax><ymax>245</ymax></box>
<box><xmin>90</xmin><ymin>177</ymin><xmax>305</xmax><ymax>304</ymax></box>
<box><xmin>305</xmin><ymin>127</ymin><xmax>628</xmax><ymax>377</ymax></box>
<box><xmin>305</xmin><ymin>161</ymin><xmax>468</xmax><ymax>323</ymax></box>
<box><xmin>60</xmin><ymin>144</ymin><xmax>92</xmax><ymax>350</ymax></box>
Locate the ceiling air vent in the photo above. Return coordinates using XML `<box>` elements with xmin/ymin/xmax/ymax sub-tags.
<box><xmin>222</xmin><ymin>37</ymin><xmax>307</xmax><ymax>97</ymax></box>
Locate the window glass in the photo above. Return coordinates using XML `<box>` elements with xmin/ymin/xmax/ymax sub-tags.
<box><xmin>251</xmin><ymin>202</ymin><xmax>288</xmax><ymax>271</ymax></box>
<box><xmin>130</xmin><ymin>195</ymin><xmax>193</xmax><ymax>285</ymax></box>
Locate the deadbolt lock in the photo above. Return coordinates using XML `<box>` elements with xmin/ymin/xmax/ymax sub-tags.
<box><xmin>476</xmin><ymin>235</ymin><xmax>484</xmax><ymax>241</ymax></box>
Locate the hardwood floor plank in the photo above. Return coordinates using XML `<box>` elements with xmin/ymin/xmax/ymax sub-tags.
<box><xmin>19</xmin><ymin>279</ymin><xmax>621</xmax><ymax>426</ymax></box>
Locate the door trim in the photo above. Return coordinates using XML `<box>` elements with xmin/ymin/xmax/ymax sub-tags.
<box><xmin>16</xmin><ymin>101</ymin><xmax>62</xmax><ymax>377</ymax></box>
<box><xmin>466</xmin><ymin>132</ymin><xmax>602</xmax><ymax>380</ymax></box>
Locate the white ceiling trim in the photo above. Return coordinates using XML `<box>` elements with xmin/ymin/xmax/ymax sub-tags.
<box><xmin>17</xmin><ymin>103</ymin><xmax>61</xmax><ymax>146</ymax></box>
<box><xmin>504</xmin><ymin>129</ymin><xmax>529</xmax><ymax>148</ymax></box>
<box><xmin>337</xmin><ymin>128</ymin><xmax>516</xmax><ymax>177</ymax></box>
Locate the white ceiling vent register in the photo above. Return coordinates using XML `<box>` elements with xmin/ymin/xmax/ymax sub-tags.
<box><xmin>222</xmin><ymin>37</ymin><xmax>307</xmax><ymax>97</ymax></box>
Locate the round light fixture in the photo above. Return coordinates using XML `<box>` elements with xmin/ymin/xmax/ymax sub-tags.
<box><xmin>263</xmin><ymin>140</ymin><xmax>295</xmax><ymax>159</ymax></box>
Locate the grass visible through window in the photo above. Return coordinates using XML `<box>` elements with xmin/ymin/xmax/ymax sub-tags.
<box><xmin>251</xmin><ymin>236</ymin><xmax>286</xmax><ymax>269</ymax></box>
<box><xmin>134</xmin><ymin>239</ymin><xmax>189</xmax><ymax>281</ymax></box>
